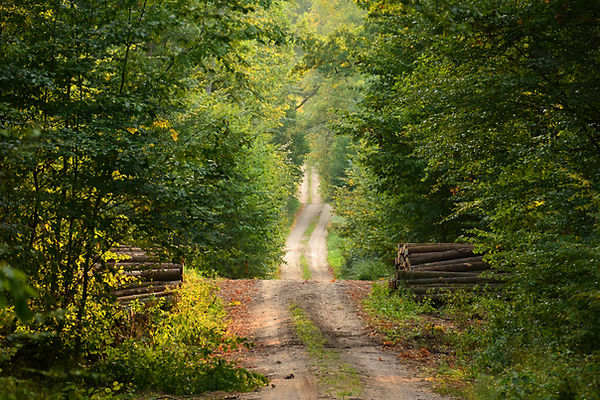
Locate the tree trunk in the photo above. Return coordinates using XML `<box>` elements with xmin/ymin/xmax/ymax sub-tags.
<box><xmin>402</xmin><ymin>243</ymin><xmax>474</xmax><ymax>254</ymax></box>
<box><xmin>125</xmin><ymin>268</ymin><xmax>182</xmax><ymax>281</ymax></box>
<box><xmin>113</xmin><ymin>281</ymin><xmax>179</xmax><ymax>298</ymax></box>
<box><xmin>406</xmin><ymin>248</ymin><xmax>476</xmax><ymax>266</ymax></box>
<box><xmin>410</xmin><ymin>261</ymin><xmax>489</xmax><ymax>272</ymax></box>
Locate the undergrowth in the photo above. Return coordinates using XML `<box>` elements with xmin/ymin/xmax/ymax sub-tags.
<box><xmin>326</xmin><ymin>219</ymin><xmax>393</xmax><ymax>280</ymax></box>
<box><xmin>286</xmin><ymin>196</ymin><xmax>302</xmax><ymax>230</ymax></box>
<box><xmin>326</xmin><ymin>231</ymin><xmax>345</xmax><ymax>279</ymax></box>
<box><xmin>0</xmin><ymin>272</ymin><xmax>266</xmax><ymax>399</ymax></box>
<box><xmin>364</xmin><ymin>282</ymin><xmax>600</xmax><ymax>400</ymax></box>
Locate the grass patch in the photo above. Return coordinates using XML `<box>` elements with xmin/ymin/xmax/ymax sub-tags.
<box><xmin>326</xmin><ymin>231</ymin><xmax>345</xmax><ymax>278</ymax></box>
<box><xmin>300</xmin><ymin>255</ymin><xmax>312</xmax><ymax>280</ymax></box>
<box><xmin>348</xmin><ymin>259</ymin><xmax>394</xmax><ymax>280</ymax></box>
<box><xmin>363</xmin><ymin>282</ymin><xmax>600</xmax><ymax>400</ymax></box>
<box><xmin>306</xmin><ymin>167</ymin><xmax>312</xmax><ymax>204</ymax></box>
<box><xmin>363</xmin><ymin>282</ymin><xmax>438</xmax><ymax>346</ymax></box>
<box><xmin>286</xmin><ymin>196</ymin><xmax>301</xmax><ymax>229</ymax></box>
<box><xmin>289</xmin><ymin>302</ymin><xmax>362</xmax><ymax>399</ymax></box>
<box><xmin>301</xmin><ymin>212</ymin><xmax>320</xmax><ymax>246</ymax></box>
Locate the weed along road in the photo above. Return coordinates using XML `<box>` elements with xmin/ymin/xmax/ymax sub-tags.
<box><xmin>221</xmin><ymin>169</ymin><xmax>451</xmax><ymax>400</ymax></box>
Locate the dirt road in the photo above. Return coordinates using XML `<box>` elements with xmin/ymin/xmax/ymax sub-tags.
<box><xmin>229</xmin><ymin>169</ymin><xmax>451</xmax><ymax>400</ymax></box>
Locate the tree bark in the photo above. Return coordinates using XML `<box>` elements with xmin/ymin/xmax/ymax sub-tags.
<box><xmin>402</xmin><ymin>243</ymin><xmax>474</xmax><ymax>254</ymax></box>
<box><xmin>405</xmin><ymin>248</ymin><xmax>477</xmax><ymax>266</ymax></box>
<box><xmin>113</xmin><ymin>281</ymin><xmax>180</xmax><ymax>298</ymax></box>
<box><xmin>410</xmin><ymin>261</ymin><xmax>490</xmax><ymax>272</ymax></box>
<box><xmin>125</xmin><ymin>268</ymin><xmax>182</xmax><ymax>281</ymax></box>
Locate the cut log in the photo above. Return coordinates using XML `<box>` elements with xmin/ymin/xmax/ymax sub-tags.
<box><xmin>125</xmin><ymin>268</ymin><xmax>182</xmax><ymax>281</ymax></box>
<box><xmin>411</xmin><ymin>262</ymin><xmax>490</xmax><ymax>273</ymax></box>
<box><xmin>403</xmin><ymin>243</ymin><xmax>474</xmax><ymax>254</ymax></box>
<box><xmin>406</xmin><ymin>248</ymin><xmax>476</xmax><ymax>266</ymax></box>
<box><xmin>392</xmin><ymin>242</ymin><xmax>505</xmax><ymax>303</ymax></box>
<box><xmin>120</xmin><ymin>280</ymin><xmax>182</xmax><ymax>290</ymax></box>
<box><xmin>113</xmin><ymin>282</ymin><xmax>179</xmax><ymax>298</ymax></box>
<box><xmin>105</xmin><ymin>262</ymin><xmax>181</xmax><ymax>270</ymax></box>
<box><xmin>411</xmin><ymin>255</ymin><xmax>484</xmax><ymax>268</ymax></box>
<box><xmin>104</xmin><ymin>253</ymin><xmax>160</xmax><ymax>263</ymax></box>
<box><xmin>116</xmin><ymin>291</ymin><xmax>174</xmax><ymax>303</ymax></box>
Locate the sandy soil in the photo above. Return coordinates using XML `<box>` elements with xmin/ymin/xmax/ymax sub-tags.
<box><xmin>224</xmin><ymin>169</ymin><xmax>451</xmax><ymax>400</ymax></box>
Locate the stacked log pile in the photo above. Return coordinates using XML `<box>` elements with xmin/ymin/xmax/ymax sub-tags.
<box><xmin>392</xmin><ymin>243</ymin><xmax>504</xmax><ymax>300</ymax></box>
<box><xmin>100</xmin><ymin>246</ymin><xmax>184</xmax><ymax>305</ymax></box>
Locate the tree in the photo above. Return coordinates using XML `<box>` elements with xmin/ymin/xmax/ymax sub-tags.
<box><xmin>328</xmin><ymin>0</ymin><xmax>600</xmax><ymax>396</ymax></box>
<box><xmin>0</xmin><ymin>0</ymin><xmax>286</xmax><ymax>350</ymax></box>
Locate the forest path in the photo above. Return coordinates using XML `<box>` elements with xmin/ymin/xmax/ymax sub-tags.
<box><xmin>219</xmin><ymin>169</ymin><xmax>450</xmax><ymax>400</ymax></box>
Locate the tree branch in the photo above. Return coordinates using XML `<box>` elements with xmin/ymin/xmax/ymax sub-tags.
<box><xmin>295</xmin><ymin>86</ymin><xmax>321</xmax><ymax>110</ymax></box>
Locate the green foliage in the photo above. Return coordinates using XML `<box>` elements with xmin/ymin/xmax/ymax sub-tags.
<box><xmin>327</xmin><ymin>216</ymin><xmax>393</xmax><ymax>280</ymax></box>
<box><xmin>0</xmin><ymin>2</ymin><xmax>307</xmax><ymax>394</ymax></box>
<box><xmin>364</xmin><ymin>283</ymin><xmax>422</xmax><ymax>320</ymax></box>
<box><xmin>290</xmin><ymin>0</ymin><xmax>364</xmax><ymax>202</ymax></box>
<box><xmin>310</xmin><ymin>0</ymin><xmax>600</xmax><ymax>397</ymax></box>
<box><xmin>0</xmin><ymin>264</ymin><xmax>36</xmax><ymax>321</ymax></box>
<box><xmin>286</xmin><ymin>196</ymin><xmax>302</xmax><ymax>228</ymax></box>
<box><xmin>329</xmin><ymin>162</ymin><xmax>407</xmax><ymax>275</ymax></box>
<box><xmin>0</xmin><ymin>375</ymin><xmax>132</xmax><ymax>400</ymax></box>
<box><xmin>0</xmin><ymin>275</ymin><xmax>263</xmax><ymax>398</ymax></box>
<box><xmin>325</xmin><ymin>229</ymin><xmax>345</xmax><ymax>278</ymax></box>
<box><xmin>348</xmin><ymin>260</ymin><xmax>392</xmax><ymax>281</ymax></box>
<box><xmin>366</xmin><ymin>282</ymin><xmax>600</xmax><ymax>399</ymax></box>
<box><xmin>0</xmin><ymin>0</ymin><xmax>294</xmax><ymax>337</ymax></box>
<box><xmin>172</xmin><ymin>90</ymin><xmax>294</xmax><ymax>278</ymax></box>
<box><xmin>363</xmin><ymin>282</ymin><xmax>436</xmax><ymax>345</ymax></box>
<box><xmin>101</xmin><ymin>276</ymin><xmax>266</xmax><ymax>395</ymax></box>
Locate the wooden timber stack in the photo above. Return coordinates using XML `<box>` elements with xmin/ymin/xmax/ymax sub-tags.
<box><xmin>100</xmin><ymin>246</ymin><xmax>184</xmax><ymax>305</ymax></box>
<box><xmin>392</xmin><ymin>243</ymin><xmax>504</xmax><ymax>301</ymax></box>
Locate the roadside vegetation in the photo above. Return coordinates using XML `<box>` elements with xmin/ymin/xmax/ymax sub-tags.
<box><xmin>2</xmin><ymin>0</ymin><xmax>599</xmax><ymax>398</ymax></box>
<box><xmin>0</xmin><ymin>273</ymin><xmax>266</xmax><ymax>399</ymax></box>
<box><xmin>326</xmin><ymin>228</ymin><xmax>345</xmax><ymax>279</ymax></box>
<box><xmin>306</xmin><ymin>166</ymin><xmax>313</xmax><ymax>204</ymax></box>
<box><xmin>0</xmin><ymin>0</ymin><xmax>309</xmax><ymax>397</ymax></box>
<box><xmin>364</xmin><ymin>282</ymin><xmax>600</xmax><ymax>399</ymax></box>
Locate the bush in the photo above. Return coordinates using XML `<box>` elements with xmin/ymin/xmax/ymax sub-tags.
<box><xmin>99</xmin><ymin>274</ymin><xmax>266</xmax><ymax>395</ymax></box>
<box><xmin>349</xmin><ymin>259</ymin><xmax>393</xmax><ymax>281</ymax></box>
<box><xmin>326</xmin><ymin>230</ymin><xmax>346</xmax><ymax>278</ymax></box>
<box><xmin>0</xmin><ymin>274</ymin><xmax>266</xmax><ymax>398</ymax></box>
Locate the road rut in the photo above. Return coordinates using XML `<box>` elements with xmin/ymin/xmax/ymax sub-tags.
<box><xmin>230</xmin><ymin>169</ymin><xmax>452</xmax><ymax>400</ymax></box>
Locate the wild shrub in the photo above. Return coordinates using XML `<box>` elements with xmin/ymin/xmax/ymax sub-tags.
<box><xmin>99</xmin><ymin>274</ymin><xmax>266</xmax><ymax>395</ymax></box>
